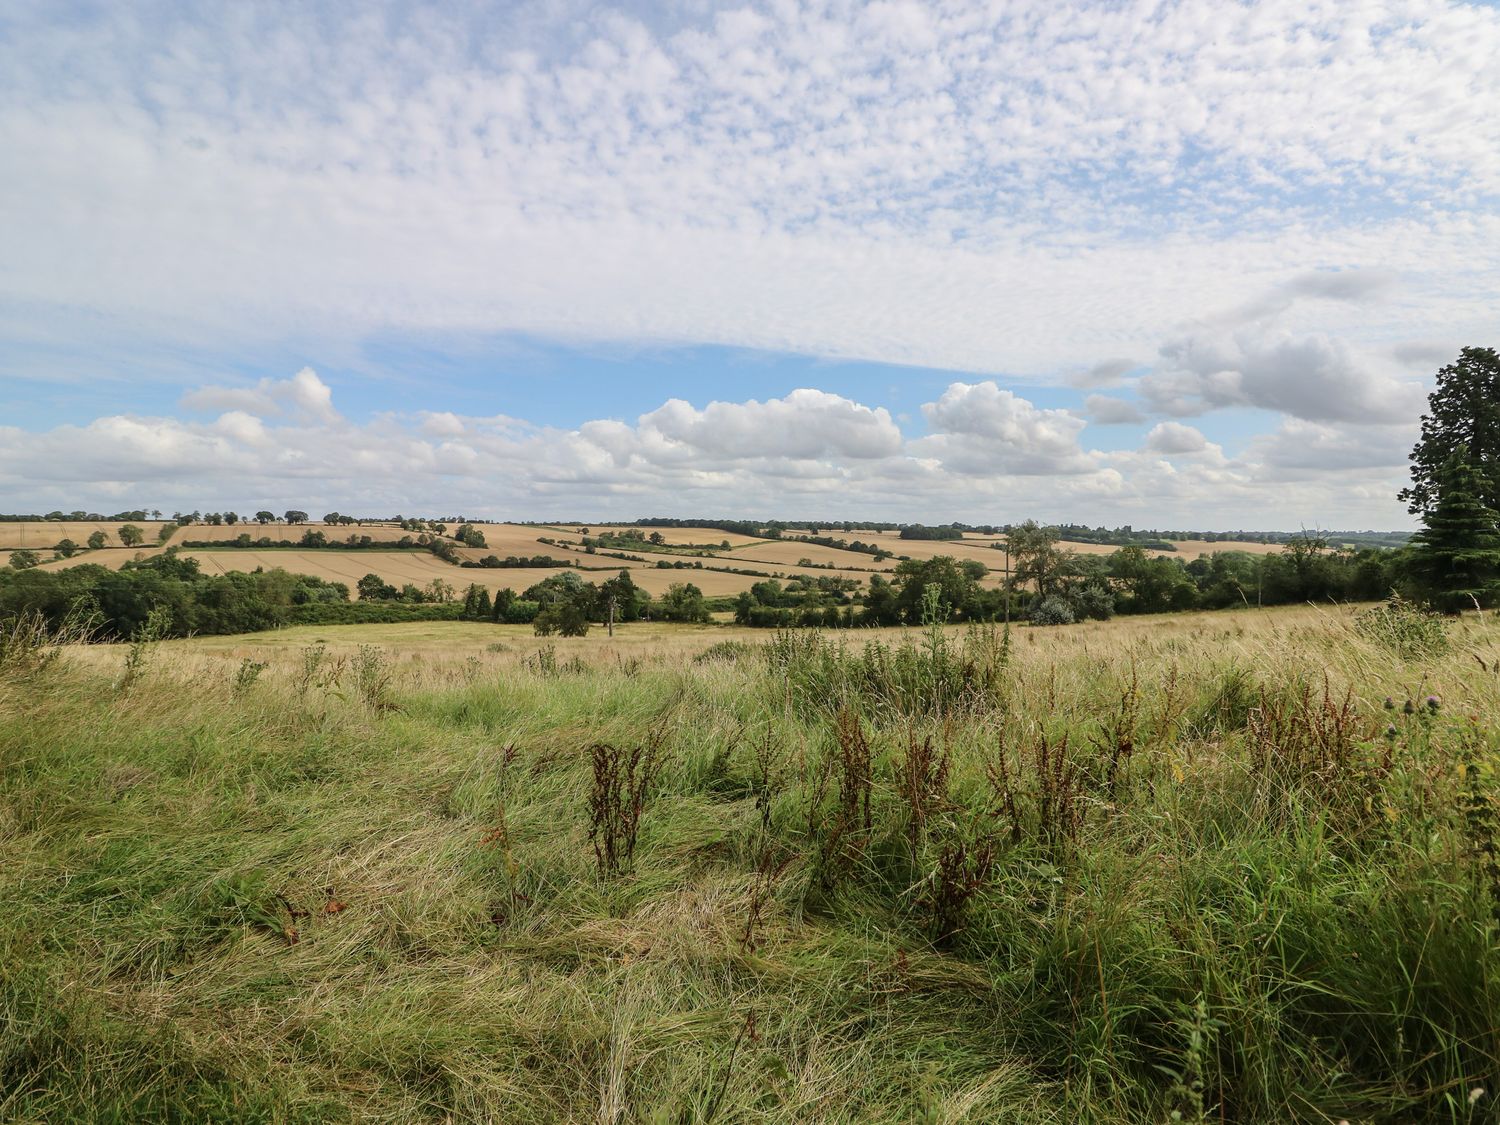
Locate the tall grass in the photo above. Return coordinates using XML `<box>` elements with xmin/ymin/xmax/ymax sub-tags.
<box><xmin>1</xmin><ymin>606</ymin><xmax>1498</xmax><ymax>1121</ymax></box>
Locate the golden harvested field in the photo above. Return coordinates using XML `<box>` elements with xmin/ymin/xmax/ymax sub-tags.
<box><xmin>0</xmin><ymin>521</ymin><xmax>173</xmax><ymax>549</ymax></box>
<box><xmin>559</xmin><ymin>524</ymin><xmax>767</xmax><ymax>548</ymax></box>
<box><xmin>180</xmin><ymin>549</ymin><xmax>786</xmax><ymax>598</ymax></box>
<box><xmin>734</xmin><ymin>539</ymin><xmax>888</xmax><ymax>570</ymax></box>
<box><xmin>31</xmin><ymin>541</ymin><xmax>863</xmax><ymax>598</ymax></box>
<box><xmin>469</xmin><ymin>524</ymin><xmax>590</xmax><ymax>556</ymax></box>
<box><xmin>37</xmin><ymin>549</ymin><xmax>163</xmax><ymax>572</ymax></box>
<box><xmin>186</xmin><ymin>550</ymin><xmax>473</xmax><ymax>589</ymax></box>
<box><xmin>872</xmin><ymin>535</ymin><xmax>1009</xmax><ymax>566</ymax></box>
<box><xmin>165</xmin><ymin>521</ymin><xmax>414</xmax><ymax>545</ymax></box>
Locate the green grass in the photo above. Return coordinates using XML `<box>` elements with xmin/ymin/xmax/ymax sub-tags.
<box><xmin>2</xmin><ymin>606</ymin><xmax>1498</xmax><ymax>1121</ymax></box>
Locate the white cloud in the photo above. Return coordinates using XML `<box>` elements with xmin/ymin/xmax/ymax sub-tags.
<box><xmin>915</xmin><ymin>382</ymin><xmax>1097</xmax><ymax>476</ymax></box>
<box><xmin>0</xmin><ymin>372</ymin><xmax>1416</xmax><ymax>527</ymax></box>
<box><xmin>1138</xmin><ymin>330</ymin><xmax>1428</xmax><ymax>423</ymax></box>
<box><xmin>636</xmin><ymin>389</ymin><xmax>902</xmax><ymax>460</ymax></box>
<box><xmin>1084</xmin><ymin>395</ymin><xmax>1144</xmax><ymax>425</ymax></box>
<box><xmin>1069</xmin><ymin>359</ymin><xmax>1137</xmax><ymax>390</ymax></box>
<box><xmin>181</xmin><ymin>367</ymin><xmax>339</xmax><ymax>423</ymax></box>
<box><xmin>0</xmin><ymin>1</ymin><xmax>1497</xmax><ymax>384</ymax></box>
<box><xmin>1144</xmin><ymin>422</ymin><xmax>1209</xmax><ymax>455</ymax></box>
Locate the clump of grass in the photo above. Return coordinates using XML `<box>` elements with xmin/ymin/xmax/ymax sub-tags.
<box><xmin>693</xmin><ymin>640</ymin><xmax>753</xmax><ymax>665</ymax></box>
<box><xmin>1356</xmin><ymin>594</ymin><xmax>1449</xmax><ymax>658</ymax></box>
<box><xmin>0</xmin><ymin>602</ymin><xmax>96</xmax><ymax>678</ymax></box>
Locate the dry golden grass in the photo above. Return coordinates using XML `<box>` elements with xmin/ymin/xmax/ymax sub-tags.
<box><xmin>123</xmin><ymin>600</ymin><xmax>1385</xmax><ymax>677</ymax></box>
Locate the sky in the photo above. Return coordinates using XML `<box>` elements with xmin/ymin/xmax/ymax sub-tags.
<box><xmin>2</xmin><ymin>0</ymin><xmax>1498</xmax><ymax>528</ymax></box>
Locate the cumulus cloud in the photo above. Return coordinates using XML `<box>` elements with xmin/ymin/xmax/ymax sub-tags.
<box><xmin>1084</xmin><ymin>395</ymin><xmax>1144</xmax><ymax>425</ymax></box>
<box><xmin>636</xmin><ymin>389</ymin><xmax>902</xmax><ymax>461</ymax></box>
<box><xmin>1241</xmin><ymin>418</ymin><xmax>1416</xmax><ymax>476</ymax></box>
<box><xmin>4</xmin><ymin>371</ymin><xmax>1420</xmax><ymax>528</ymax></box>
<box><xmin>181</xmin><ymin>368</ymin><xmax>339</xmax><ymax>423</ymax></box>
<box><xmin>914</xmin><ymin>382</ymin><xmax>1096</xmax><ymax>476</ymax></box>
<box><xmin>1144</xmin><ymin>422</ymin><xmax>1209</xmax><ymax>455</ymax></box>
<box><xmin>1138</xmin><ymin>331</ymin><xmax>1427</xmax><ymax>424</ymax></box>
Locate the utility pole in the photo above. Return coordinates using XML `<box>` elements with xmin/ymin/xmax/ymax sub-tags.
<box><xmin>607</xmin><ymin>595</ymin><xmax>616</xmax><ymax>637</ymax></box>
<box><xmin>1003</xmin><ymin>540</ymin><xmax>1011</xmax><ymax>632</ymax></box>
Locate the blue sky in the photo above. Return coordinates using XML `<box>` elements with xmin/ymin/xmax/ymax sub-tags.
<box><xmin>3</xmin><ymin>0</ymin><xmax>1498</xmax><ymax>526</ymax></box>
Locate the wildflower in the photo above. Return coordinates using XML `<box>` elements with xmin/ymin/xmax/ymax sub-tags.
<box><xmin>1385</xmin><ymin>724</ymin><xmax>1398</xmax><ymax>740</ymax></box>
<box><xmin>1384</xmin><ymin>696</ymin><xmax>1395</xmax><ymax>710</ymax></box>
<box><xmin>1403</xmin><ymin>699</ymin><xmax>1416</xmax><ymax>715</ymax></box>
<box><xmin>1426</xmin><ymin>695</ymin><xmax>1441</xmax><ymax>712</ymax></box>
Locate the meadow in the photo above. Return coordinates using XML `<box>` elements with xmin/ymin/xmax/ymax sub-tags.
<box><xmin>3</xmin><ymin>603</ymin><xmax>1497</xmax><ymax>1122</ymax></box>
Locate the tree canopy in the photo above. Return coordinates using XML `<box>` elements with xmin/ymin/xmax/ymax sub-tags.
<box><xmin>1400</xmin><ymin>346</ymin><xmax>1500</xmax><ymax>518</ymax></box>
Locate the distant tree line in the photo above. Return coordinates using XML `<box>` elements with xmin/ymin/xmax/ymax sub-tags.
<box><xmin>0</xmin><ymin>551</ymin><xmax>358</xmax><ymax>639</ymax></box>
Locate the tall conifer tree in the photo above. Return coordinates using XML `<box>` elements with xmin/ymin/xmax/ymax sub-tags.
<box><xmin>1409</xmin><ymin>447</ymin><xmax>1500</xmax><ymax>612</ymax></box>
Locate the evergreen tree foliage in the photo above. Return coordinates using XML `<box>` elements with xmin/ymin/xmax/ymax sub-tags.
<box><xmin>1400</xmin><ymin>346</ymin><xmax>1500</xmax><ymax>518</ymax></box>
<box><xmin>1409</xmin><ymin>448</ymin><xmax>1500</xmax><ymax>613</ymax></box>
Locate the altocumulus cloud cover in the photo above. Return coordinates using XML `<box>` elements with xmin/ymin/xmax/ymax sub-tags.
<box><xmin>2</xmin><ymin>0</ymin><xmax>1497</xmax><ymax>526</ymax></box>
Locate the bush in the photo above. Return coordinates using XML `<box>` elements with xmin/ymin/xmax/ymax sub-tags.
<box><xmin>1029</xmin><ymin>596</ymin><xmax>1076</xmax><ymax>626</ymax></box>
<box><xmin>1073</xmin><ymin>586</ymin><xmax>1116</xmax><ymax>621</ymax></box>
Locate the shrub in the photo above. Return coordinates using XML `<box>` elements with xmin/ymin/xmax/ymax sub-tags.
<box><xmin>1073</xmin><ymin>585</ymin><xmax>1116</xmax><ymax>620</ymax></box>
<box><xmin>1029</xmin><ymin>596</ymin><xmax>1076</xmax><ymax>626</ymax></box>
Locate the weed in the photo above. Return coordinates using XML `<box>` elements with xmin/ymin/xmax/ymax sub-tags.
<box><xmin>588</xmin><ymin>728</ymin><xmax>669</xmax><ymax>877</ymax></box>
<box><xmin>294</xmin><ymin>642</ymin><xmax>339</xmax><ymax>693</ymax></box>
<box><xmin>117</xmin><ymin>606</ymin><xmax>172</xmax><ymax>690</ymax></box>
<box><xmin>985</xmin><ymin>726</ymin><xmax>1084</xmax><ymax>852</ymax></box>
<box><xmin>351</xmin><ymin>644</ymin><xmax>395</xmax><ymax>711</ymax></box>
<box><xmin>809</xmin><ymin>708</ymin><xmax>875</xmax><ymax>887</ymax></box>
<box><xmin>896</xmin><ymin>731</ymin><xmax>950</xmax><ymax>855</ymax></box>
<box><xmin>921</xmin><ymin>818</ymin><xmax>998</xmax><ymax>946</ymax></box>
<box><xmin>1246</xmin><ymin>676</ymin><xmax>1380</xmax><ymax>831</ymax></box>
<box><xmin>1160</xmin><ymin>995</ymin><xmax>1224</xmax><ymax>1123</ymax></box>
<box><xmin>1459</xmin><ymin>725</ymin><xmax>1500</xmax><ymax>922</ymax></box>
<box><xmin>231</xmin><ymin>657</ymin><xmax>268</xmax><ymax>696</ymax></box>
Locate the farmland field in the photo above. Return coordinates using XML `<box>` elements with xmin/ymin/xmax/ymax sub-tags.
<box><xmin>164</xmin><ymin>521</ymin><xmax>415</xmax><ymax>545</ymax></box>
<box><xmin>0</xmin><ymin>521</ymin><xmax>173</xmax><ymax>549</ymax></box>
<box><xmin>5</xmin><ymin>602</ymin><xmax>1498</xmax><ymax>1122</ymax></box>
